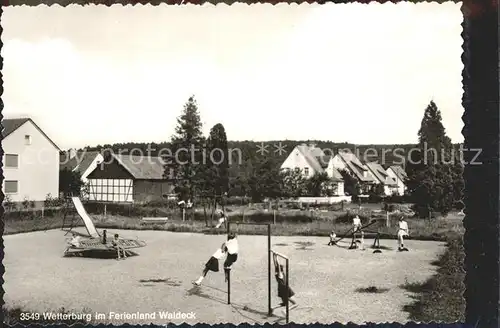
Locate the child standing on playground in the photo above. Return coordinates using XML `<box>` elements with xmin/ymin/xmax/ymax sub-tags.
<box><xmin>69</xmin><ymin>233</ymin><xmax>81</xmax><ymax>248</ymax></box>
<box><xmin>328</xmin><ymin>230</ymin><xmax>337</xmax><ymax>246</ymax></box>
<box><xmin>112</xmin><ymin>233</ymin><xmax>127</xmax><ymax>260</ymax></box>
<box><xmin>351</xmin><ymin>215</ymin><xmax>364</xmax><ymax>249</ymax></box>
<box><xmin>273</xmin><ymin>253</ymin><xmax>297</xmax><ymax>312</ymax></box>
<box><xmin>397</xmin><ymin>216</ymin><xmax>409</xmax><ymax>251</ymax></box>
<box><xmin>223</xmin><ymin>233</ymin><xmax>239</xmax><ymax>282</ymax></box>
<box><xmin>215</xmin><ymin>210</ymin><xmax>227</xmax><ymax>229</ymax></box>
<box><xmin>193</xmin><ymin>243</ymin><xmax>227</xmax><ymax>286</ymax></box>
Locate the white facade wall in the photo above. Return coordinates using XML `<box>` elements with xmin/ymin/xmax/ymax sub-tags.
<box><xmin>280</xmin><ymin>147</ymin><xmax>316</xmax><ymax>178</ymax></box>
<box><xmin>2</xmin><ymin>121</ymin><xmax>60</xmax><ymax>202</ymax></box>
<box><xmin>386</xmin><ymin>168</ymin><xmax>406</xmax><ymax>195</ymax></box>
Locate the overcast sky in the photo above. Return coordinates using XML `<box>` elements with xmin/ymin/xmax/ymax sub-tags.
<box><xmin>2</xmin><ymin>3</ymin><xmax>463</xmax><ymax>150</ymax></box>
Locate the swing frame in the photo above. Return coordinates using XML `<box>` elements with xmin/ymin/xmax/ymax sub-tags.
<box><xmin>226</xmin><ymin>222</ymin><xmax>273</xmax><ymax>317</ymax></box>
<box><xmin>271</xmin><ymin>249</ymin><xmax>291</xmax><ymax>324</ymax></box>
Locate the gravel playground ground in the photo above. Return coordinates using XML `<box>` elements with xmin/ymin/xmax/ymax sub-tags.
<box><xmin>4</xmin><ymin>228</ymin><xmax>446</xmax><ymax>325</ymax></box>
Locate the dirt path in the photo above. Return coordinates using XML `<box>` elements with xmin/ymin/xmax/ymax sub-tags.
<box><xmin>4</xmin><ymin>229</ymin><xmax>446</xmax><ymax>324</ymax></box>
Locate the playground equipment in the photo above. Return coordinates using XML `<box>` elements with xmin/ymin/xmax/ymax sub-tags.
<box><xmin>62</xmin><ymin>197</ymin><xmax>146</xmax><ymax>257</ymax></box>
<box><xmin>226</xmin><ymin>221</ymin><xmax>292</xmax><ymax>323</ymax></box>
<box><xmin>271</xmin><ymin>249</ymin><xmax>291</xmax><ymax>323</ymax></box>
<box><xmin>334</xmin><ymin>220</ymin><xmax>384</xmax><ymax>253</ymax></box>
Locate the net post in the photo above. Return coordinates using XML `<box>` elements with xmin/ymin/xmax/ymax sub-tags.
<box><xmin>286</xmin><ymin>257</ymin><xmax>289</xmax><ymax>324</ymax></box>
<box><xmin>268</xmin><ymin>223</ymin><xmax>272</xmax><ymax>316</ymax></box>
<box><xmin>226</xmin><ymin>221</ymin><xmax>230</xmax><ymax>305</ymax></box>
<box><xmin>227</xmin><ymin>269</ymin><xmax>231</xmax><ymax>304</ymax></box>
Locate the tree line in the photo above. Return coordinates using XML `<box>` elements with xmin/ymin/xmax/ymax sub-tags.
<box><xmin>76</xmin><ymin>96</ymin><xmax>464</xmax><ymax>219</ymax></box>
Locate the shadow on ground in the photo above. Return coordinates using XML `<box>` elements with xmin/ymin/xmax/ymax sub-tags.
<box><xmin>186</xmin><ymin>285</ymin><xmax>282</xmax><ymax>324</ymax></box>
<box><xmin>64</xmin><ymin>249</ymin><xmax>139</xmax><ymax>259</ymax></box>
<box><xmin>355</xmin><ymin>286</ymin><xmax>390</xmax><ymax>294</ymax></box>
<box><xmin>139</xmin><ymin>278</ymin><xmax>181</xmax><ymax>287</ymax></box>
<box><xmin>294</xmin><ymin>241</ymin><xmax>315</xmax><ymax>250</ymax></box>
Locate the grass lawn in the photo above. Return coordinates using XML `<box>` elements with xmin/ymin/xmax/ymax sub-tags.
<box><xmin>4</xmin><ymin>210</ymin><xmax>464</xmax><ymax>242</ymax></box>
<box><xmin>402</xmin><ymin>236</ymin><xmax>465</xmax><ymax>323</ymax></box>
<box><xmin>4</xmin><ymin>228</ymin><xmax>447</xmax><ymax>325</ymax></box>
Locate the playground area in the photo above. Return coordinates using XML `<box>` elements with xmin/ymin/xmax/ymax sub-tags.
<box><xmin>4</xmin><ymin>227</ymin><xmax>446</xmax><ymax>325</ymax></box>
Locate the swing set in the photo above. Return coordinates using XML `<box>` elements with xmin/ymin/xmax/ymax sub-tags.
<box><xmin>226</xmin><ymin>221</ymin><xmax>292</xmax><ymax>323</ymax></box>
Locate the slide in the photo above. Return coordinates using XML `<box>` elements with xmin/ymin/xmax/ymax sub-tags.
<box><xmin>71</xmin><ymin>197</ymin><xmax>100</xmax><ymax>238</ymax></box>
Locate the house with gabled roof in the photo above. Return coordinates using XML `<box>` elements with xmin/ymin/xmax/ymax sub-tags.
<box><xmin>386</xmin><ymin>165</ymin><xmax>408</xmax><ymax>196</ymax></box>
<box><xmin>60</xmin><ymin>149</ymin><xmax>104</xmax><ymax>184</ymax></box>
<box><xmin>2</xmin><ymin>117</ymin><xmax>60</xmax><ymax>205</ymax></box>
<box><xmin>280</xmin><ymin>143</ymin><xmax>344</xmax><ymax>196</ymax></box>
<box><xmin>86</xmin><ymin>153</ymin><xmax>174</xmax><ymax>203</ymax></box>
<box><xmin>330</xmin><ymin>151</ymin><xmax>377</xmax><ymax>193</ymax></box>
<box><xmin>364</xmin><ymin>162</ymin><xmax>399</xmax><ymax>196</ymax></box>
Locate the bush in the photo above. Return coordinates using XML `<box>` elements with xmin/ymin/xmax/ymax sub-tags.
<box><xmin>386</xmin><ymin>194</ymin><xmax>410</xmax><ymax>204</ymax></box>
<box><xmin>44</xmin><ymin>193</ymin><xmax>64</xmax><ymax>208</ymax></box>
<box><xmin>141</xmin><ymin>199</ymin><xmax>178</xmax><ymax>208</ymax></box>
<box><xmin>230</xmin><ymin>212</ymin><xmax>314</xmax><ymax>224</ymax></box>
<box><xmin>368</xmin><ymin>194</ymin><xmax>384</xmax><ymax>203</ymax></box>
<box><xmin>224</xmin><ymin>196</ymin><xmax>251</xmax><ymax>206</ymax></box>
<box><xmin>3</xmin><ymin>207</ymin><xmax>64</xmax><ymax>221</ymax></box>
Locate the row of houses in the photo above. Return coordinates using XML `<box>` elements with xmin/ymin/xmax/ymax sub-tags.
<box><xmin>280</xmin><ymin>143</ymin><xmax>407</xmax><ymax>197</ymax></box>
<box><xmin>2</xmin><ymin>118</ymin><xmax>407</xmax><ymax>207</ymax></box>
<box><xmin>2</xmin><ymin>118</ymin><xmax>173</xmax><ymax>206</ymax></box>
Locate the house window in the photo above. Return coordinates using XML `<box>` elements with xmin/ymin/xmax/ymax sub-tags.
<box><xmin>304</xmin><ymin>168</ymin><xmax>309</xmax><ymax>175</ymax></box>
<box><xmin>4</xmin><ymin>154</ymin><xmax>19</xmax><ymax>168</ymax></box>
<box><xmin>4</xmin><ymin>180</ymin><xmax>18</xmax><ymax>194</ymax></box>
<box><xmin>25</xmin><ymin>135</ymin><xmax>32</xmax><ymax>145</ymax></box>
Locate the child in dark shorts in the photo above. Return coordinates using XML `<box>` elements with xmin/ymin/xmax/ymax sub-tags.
<box><xmin>112</xmin><ymin>233</ymin><xmax>127</xmax><ymax>260</ymax></box>
<box><xmin>193</xmin><ymin>243</ymin><xmax>227</xmax><ymax>286</ymax></box>
<box><xmin>223</xmin><ymin>233</ymin><xmax>239</xmax><ymax>282</ymax></box>
<box><xmin>273</xmin><ymin>253</ymin><xmax>297</xmax><ymax>310</ymax></box>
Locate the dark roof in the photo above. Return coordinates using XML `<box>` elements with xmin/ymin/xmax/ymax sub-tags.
<box><xmin>60</xmin><ymin>151</ymin><xmax>102</xmax><ymax>174</ymax></box>
<box><xmin>2</xmin><ymin>118</ymin><xmax>60</xmax><ymax>150</ymax></box>
<box><xmin>2</xmin><ymin>118</ymin><xmax>30</xmax><ymax>138</ymax></box>
<box><xmin>365</xmin><ymin>162</ymin><xmax>398</xmax><ymax>186</ymax></box>
<box><xmin>112</xmin><ymin>154</ymin><xmax>167</xmax><ymax>180</ymax></box>
<box><xmin>389</xmin><ymin>165</ymin><xmax>407</xmax><ymax>181</ymax></box>
<box><xmin>338</xmin><ymin>151</ymin><xmax>376</xmax><ymax>183</ymax></box>
<box><xmin>316</xmin><ymin>155</ymin><xmax>331</xmax><ymax>169</ymax></box>
<box><xmin>296</xmin><ymin>144</ymin><xmax>324</xmax><ymax>173</ymax></box>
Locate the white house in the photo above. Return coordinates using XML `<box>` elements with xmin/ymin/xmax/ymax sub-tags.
<box><xmin>386</xmin><ymin>165</ymin><xmax>407</xmax><ymax>196</ymax></box>
<box><xmin>2</xmin><ymin>118</ymin><xmax>60</xmax><ymax>205</ymax></box>
<box><xmin>365</xmin><ymin>162</ymin><xmax>399</xmax><ymax>196</ymax></box>
<box><xmin>280</xmin><ymin>143</ymin><xmax>344</xmax><ymax>196</ymax></box>
<box><xmin>330</xmin><ymin>151</ymin><xmax>377</xmax><ymax>193</ymax></box>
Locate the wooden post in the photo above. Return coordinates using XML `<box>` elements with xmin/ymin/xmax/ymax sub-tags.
<box><xmin>273</xmin><ymin>210</ymin><xmax>276</xmax><ymax>225</ymax></box>
<box><xmin>182</xmin><ymin>208</ymin><xmax>186</xmax><ymax>222</ymax></box>
<box><xmin>227</xmin><ymin>269</ymin><xmax>231</xmax><ymax>304</ymax></box>
<box><xmin>285</xmin><ymin>257</ymin><xmax>290</xmax><ymax>324</ymax></box>
<box><xmin>386</xmin><ymin>211</ymin><xmax>390</xmax><ymax>228</ymax></box>
<box><xmin>41</xmin><ymin>207</ymin><xmax>45</xmax><ymax>219</ymax></box>
<box><xmin>104</xmin><ymin>204</ymin><xmax>107</xmax><ymax>217</ymax></box>
<box><xmin>267</xmin><ymin>224</ymin><xmax>272</xmax><ymax>317</ymax></box>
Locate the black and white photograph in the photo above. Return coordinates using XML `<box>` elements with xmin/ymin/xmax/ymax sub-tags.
<box><xmin>2</xmin><ymin>2</ymin><xmax>468</xmax><ymax>326</ymax></box>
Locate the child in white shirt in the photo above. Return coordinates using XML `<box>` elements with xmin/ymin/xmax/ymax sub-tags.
<box><xmin>328</xmin><ymin>230</ymin><xmax>337</xmax><ymax>246</ymax></box>
<box><xmin>215</xmin><ymin>210</ymin><xmax>227</xmax><ymax>229</ymax></box>
<box><xmin>397</xmin><ymin>216</ymin><xmax>409</xmax><ymax>250</ymax></box>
